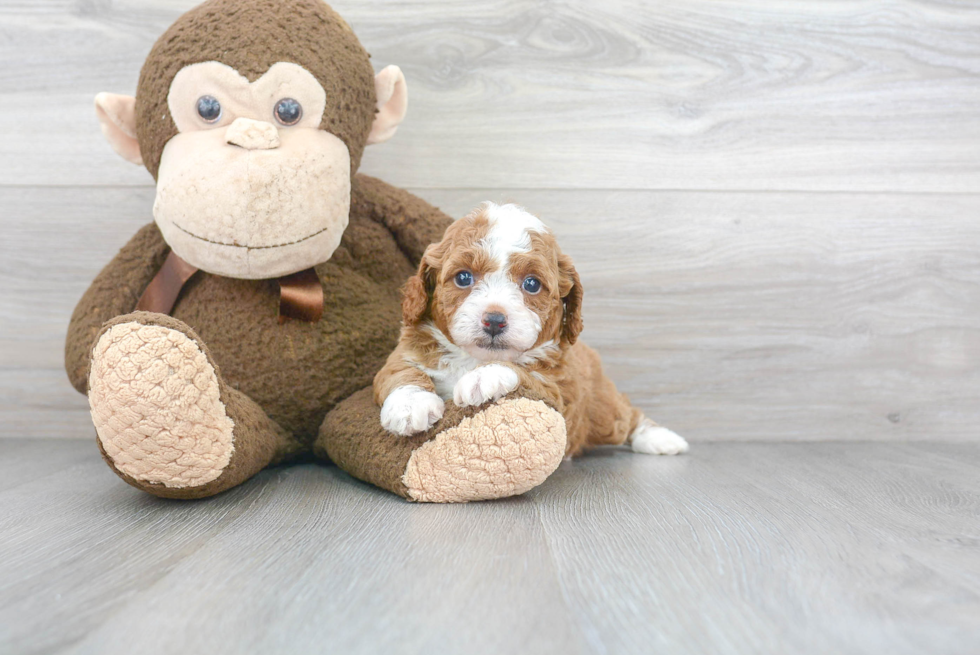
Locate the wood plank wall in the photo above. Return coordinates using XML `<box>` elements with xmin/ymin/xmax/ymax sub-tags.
<box><xmin>1</xmin><ymin>0</ymin><xmax>978</xmax><ymax>440</ymax></box>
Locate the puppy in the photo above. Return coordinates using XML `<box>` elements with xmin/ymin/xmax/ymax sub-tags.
<box><xmin>373</xmin><ymin>202</ymin><xmax>688</xmax><ymax>457</ymax></box>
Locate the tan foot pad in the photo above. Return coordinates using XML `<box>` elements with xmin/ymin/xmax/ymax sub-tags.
<box><xmin>403</xmin><ymin>398</ymin><xmax>566</xmax><ymax>503</ymax></box>
<box><xmin>89</xmin><ymin>322</ymin><xmax>235</xmax><ymax>488</ymax></box>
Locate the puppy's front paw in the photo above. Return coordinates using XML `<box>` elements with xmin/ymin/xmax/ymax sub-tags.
<box><xmin>630</xmin><ymin>421</ymin><xmax>689</xmax><ymax>456</ymax></box>
<box><xmin>380</xmin><ymin>386</ymin><xmax>445</xmax><ymax>436</ymax></box>
<box><xmin>453</xmin><ymin>364</ymin><xmax>520</xmax><ymax>407</ymax></box>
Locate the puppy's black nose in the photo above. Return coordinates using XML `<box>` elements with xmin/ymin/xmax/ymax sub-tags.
<box><xmin>482</xmin><ymin>312</ymin><xmax>508</xmax><ymax>337</ymax></box>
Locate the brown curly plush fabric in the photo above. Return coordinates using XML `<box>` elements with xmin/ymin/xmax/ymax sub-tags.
<box><xmin>66</xmin><ymin>224</ymin><xmax>170</xmax><ymax>390</ymax></box>
<box><xmin>135</xmin><ymin>0</ymin><xmax>377</xmax><ymax>178</ymax></box>
<box><xmin>91</xmin><ymin>312</ymin><xmax>301</xmax><ymax>500</ymax></box>
<box><xmin>69</xmin><ymin>175</ymin><xmax>444</xmax><ymax>441</ymax></box>
<box><xmin>69</xmin><ymin>175</ymin><xmax>465</xmax><ymax>499</ymax></box>
<box><xmin>318</xmin><ymin>389</ymin><xmax>565</xmax><ymax>502</ymax></box>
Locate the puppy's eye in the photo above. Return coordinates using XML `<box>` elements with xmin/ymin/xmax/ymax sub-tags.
<box><xmin>522</xmin><ymin>276</ymin><xmax>542</xmax><ymax>294</ymax></box>
<box><xmin>274</xmin><ymin>98</ymin><xmax>303</xmax><ymax>126</ymax></box>
<box><xmin>454</xmin><ymin>271</ymin><xmax>474</xmax><ymax>288</ymax></box>
<box><xmin>197</xmin><ymin>95</ymin><xmax>222</xmax><ymax>123</ymax></box>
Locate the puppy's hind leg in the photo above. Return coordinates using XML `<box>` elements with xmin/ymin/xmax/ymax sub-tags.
<box><xmin>629</xmin><ymin>417</ymin><xmax>689</xmax><ymax>456</ymax></box>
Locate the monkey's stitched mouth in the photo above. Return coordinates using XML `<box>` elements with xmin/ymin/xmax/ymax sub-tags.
<box><xmin>170</xmin><ymin>221</ymin><xmax>331</xmax><ymax>250</ymax></box>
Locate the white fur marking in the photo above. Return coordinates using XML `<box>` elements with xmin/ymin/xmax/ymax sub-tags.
<box><xmin>449</xmin><ymin>269</ymin><xmax>541</xmax><ymax>360</ymax></box>
<box><xmin>453</xmin><ymin>364</ymin><xmax>520</xmax><ymax>407</ymax></box>
<box><xmin>420</xmin><ymin>324</ymin><xmax>483</xmax><ymax>399</ymax></box>
<box><xmin>478</xmin><ymin>202</ymin><xmax>548</xmax><ymax>268</ymax></box>
<box><xmin>380</xmin><ymin>385</ymin><xmax>445</xmax><ymax>436</ymax></box>
<box><xmin>448</xmin><ymin>203</ymin><xmax>548</xmax><ymax>361</ymax></box>
<box><xmin>630</xmin><ymin>420</ymin><xmax>689</xmax><ymax>456</ymax></box>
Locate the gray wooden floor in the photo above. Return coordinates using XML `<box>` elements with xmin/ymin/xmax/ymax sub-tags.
<box><xmin>1</xmin><ymin>439</ymin><xmax>978</xmax><ymax>655</ymax></box>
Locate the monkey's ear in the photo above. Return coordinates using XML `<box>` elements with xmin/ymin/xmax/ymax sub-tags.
<box><xmin>367</xmin><ymin>65</ymin><xmax>408</xmax><ymax>145</ymax></box>
<box><xmin>94</xmin><ymin>93</ymin><xmax>143</xmax><ymax>166</ymax></box>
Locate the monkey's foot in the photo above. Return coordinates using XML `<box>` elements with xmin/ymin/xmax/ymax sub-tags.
<box><xmin>89</xmin><ymin>317</ymin><xmax>235</xmax><ymax>489</ymax></box>
<box><xmin>89</xmin><ymin>313</ymin><xmax>294</xmax><ymax>499</ymax></box>
<box><xmin>402</xmin><ymin>397</ymin><xmax>566</xmax><ymax>503</ymax></box>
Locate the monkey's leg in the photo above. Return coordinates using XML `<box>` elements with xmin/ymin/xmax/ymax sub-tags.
<box><xmin>88</xmin><ymin>312</ymin><xmax>302</xmax><ymax>499</ymax></box>
<box><xmin>315</xmin><ymin>387</ymin><xmax>567</xmax><ymax>503</ymax></box>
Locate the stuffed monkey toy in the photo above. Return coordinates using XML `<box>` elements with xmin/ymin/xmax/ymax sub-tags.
<box><xmin>66</xmin><ymin>0</ymin><xmax>567</xmax><ymax>502</ymax></box>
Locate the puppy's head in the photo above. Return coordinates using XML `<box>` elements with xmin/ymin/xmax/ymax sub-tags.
<box><xmin>403</xmin><ymin>202</ymin><xmax>583</xmax><ymax>362</ymax></box>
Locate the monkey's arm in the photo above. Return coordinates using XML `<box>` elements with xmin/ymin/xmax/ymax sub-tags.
<box><xmin>352</xmin><ymin>174</ymin><xmax>453</xmax><ymax>266</ymax></box>
<box><xmin>65</xmin><ymin>223</ymin><xmax>170</xmax><ymax>393</ymax></box>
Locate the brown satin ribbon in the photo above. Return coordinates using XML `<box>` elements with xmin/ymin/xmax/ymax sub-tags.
<box><xmin>278</xmin><ymin>268</ymin><xmax>324</xmax><ymax>324</ymax></box>
<box><xmin>136</xmin><ymin>251</ymin><xmax>323</xmax><ymax>324</ymax></box>
<box><xmin>136</xmin><ymin>251</ymin><xmax>199</xmax><ymax>315</ymax></box>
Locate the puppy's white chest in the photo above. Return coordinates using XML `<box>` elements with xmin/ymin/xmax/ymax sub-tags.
<box><xmin>417</xmin><ymin>322</ymin><xmax>498</xmax><ymax>400</ymax></box>
<box><xmin>424</xmin><ymin>358</ymin><xmax>480</xmax><ymax>401</ymax></box>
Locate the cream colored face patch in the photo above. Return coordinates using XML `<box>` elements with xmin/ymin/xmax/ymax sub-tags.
<box><xmin>402</xmin><ymin>398</ymin><xmax>566</xmax><ymax>503</ymax></box>
<box><xmin>89</xmin><ymin>322</ymin><xmax>235</xmax><ymax>488</ymax></box>
<box><xmin>154</xmin><ymin>126</ymin><xmax>351</xmax><ymax>279</ymax></box>
<box><xmin>154</xmin><ymin>61</ymin><xmax>350</xmax><ymax>279</ymax></box>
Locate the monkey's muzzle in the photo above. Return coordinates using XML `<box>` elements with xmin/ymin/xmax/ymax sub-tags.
<box><xmin>152</xmin><ymin>126</ymin><xmax>352</xmax><ymax>279</ymax></box>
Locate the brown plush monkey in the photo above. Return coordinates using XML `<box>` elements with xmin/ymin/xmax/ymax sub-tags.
<box><xmin>66</xmin><ymin>0</ymin><xmax>567</xmax><ymax>502</ymax></box>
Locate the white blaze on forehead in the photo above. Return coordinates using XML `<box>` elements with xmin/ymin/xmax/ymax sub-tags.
<box><xmin>479</xmin><ymin>202</ymin><xmax>548</xmax><ymax>267</ymax></box>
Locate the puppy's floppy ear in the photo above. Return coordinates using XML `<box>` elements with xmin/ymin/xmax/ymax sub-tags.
<box><xmin>558</xmin><ymin>254</ymin><xmax>584</xmax><ymax>345</ymax></box>
<box><xmin>401</xmin><ymin>244</ymin><xmax>440</xmax><ymax>326</ymax></box>
<box><xmin>401</xmin><ymin>275</ymin><xmax>428</xmax><ymax>326</ymax></box>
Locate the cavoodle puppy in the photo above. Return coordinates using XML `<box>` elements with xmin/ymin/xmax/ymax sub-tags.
<box><xmin>373</xmin><ymin>202</ymin><xmax>688</xmax><ymax>457</ymax></box>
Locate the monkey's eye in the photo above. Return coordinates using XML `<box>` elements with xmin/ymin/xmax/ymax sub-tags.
<box><xmin>522</xmin><ymin>276</ymin><xmax>542</xmax><ymax>294</ymax></box>
<box><xmin>274</xmin><ymin>98</ymin><xmax>303</xmax><ymax>126</ymax></box>
<box><xmin>454</xmin><ymin>271</ymin><xmax>474</xmax><ymax>288</ymax></box>
<box><xmin>196</xmin><ymin>95</ymin><xmax>222</xmax><ymax>123</ymax></box>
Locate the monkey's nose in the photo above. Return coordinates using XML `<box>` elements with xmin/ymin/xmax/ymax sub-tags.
<box><xmin>225</xmin><ymin>117</ymin><xmax>280</xmax><ymax>150</ymax></box>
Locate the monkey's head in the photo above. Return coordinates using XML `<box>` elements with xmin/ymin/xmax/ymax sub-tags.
<box><xmin>94</xmin><ymin>0</ymin><xmax>408</xmax><ymax>279</ymax></box>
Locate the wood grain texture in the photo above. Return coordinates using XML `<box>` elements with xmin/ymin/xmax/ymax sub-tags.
<box><xmin>0</xmin><ymin>0</ymin><xmax>978</xmax><ymax>190</ymax></box>
<box><xmin>3</xmin><ymin>186</ymin><xmax>977</xmax><ymax>442</ymax></box>
<box><xmin>0</xmin><ymin>439</ymin><xmax>978</xmax><ymax>655</ymax></box>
